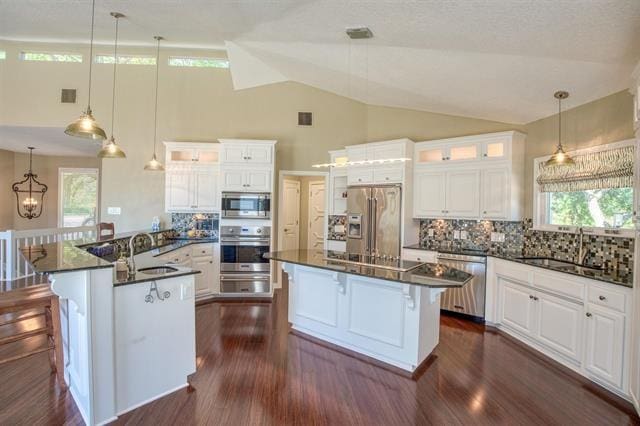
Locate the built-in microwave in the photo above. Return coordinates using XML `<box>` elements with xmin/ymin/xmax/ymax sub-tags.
<box><xmin>221</xmin><ymin>192</ymin><xmax>270</xmax><ymax>219</ymax></box>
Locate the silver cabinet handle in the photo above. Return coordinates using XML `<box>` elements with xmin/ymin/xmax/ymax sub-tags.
<box><xmin>529</xmin><ymin>295</ymin><xmax>534</xmax><ymax>300</ymax></box>
<box><xmin>533</xmin><ymin>296</ymin><xmax>539</xmax><ymax>301</ymax></box>
<box><xmin>586</xmin><ymin>312</ymin><xmax>592</xmax><ymax>317</ymax></box>
<box><xmin>599</xmin><ymin>295</ymin><xmax>606</xmax><ymax>301</ymax></box>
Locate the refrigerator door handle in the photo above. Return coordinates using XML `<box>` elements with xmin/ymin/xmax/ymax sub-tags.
<box><xmin>372</xmin><ymin>197</ymin><xmax>378</xmax><ymax>255</ymax></box>
<box><xmin>367</xmin><ymin>197</ymin><xmax>373</xmax><ymax>254</ymax></box>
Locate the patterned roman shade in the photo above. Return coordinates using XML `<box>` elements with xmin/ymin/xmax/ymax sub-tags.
<box><xmin>536</xmin><ymin>145</ymin><xmax>635</xmax><ymax>193</ymax></box>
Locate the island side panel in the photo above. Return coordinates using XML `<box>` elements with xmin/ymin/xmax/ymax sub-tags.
<box><xmin>284</xmin><ymin>263</ymin><xmax>442</xmax><ymax>372</ymax></box>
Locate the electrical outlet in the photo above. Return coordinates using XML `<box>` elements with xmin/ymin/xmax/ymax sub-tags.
<box><xmin>460</xmin><ymin>230</ymin><xmax>468</xmax><ymax>240</ymax></box>
<box><xmin>107</xmin><ymin>207</ymin><xmax>121</xmax><ymax>215</ymax></box>
<box><xmin>453</xmin><ymin>230</ymin><xmax>460</xmax><ymax>239</ymax></box>
<box><xmin>490</xmin><ymin>232</ymin><xmax>505</xmax><ymax>242</ymax></box>
<box><xmin>428</xmin><ymin>229</ymin><xmax>434</xmax><ymax>237</ymax></box>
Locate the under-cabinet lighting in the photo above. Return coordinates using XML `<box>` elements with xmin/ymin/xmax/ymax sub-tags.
<box><xmin>312</xmin><ymin>157</ymin><xmax>411</xmax><ymax>168</ymax></box>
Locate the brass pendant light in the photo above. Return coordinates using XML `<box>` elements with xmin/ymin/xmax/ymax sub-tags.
<box><xmin>65</xmin><ymin>0</ymin><xmax>107</xmax><ymax>140</ymax></box>
<box><xmin>12</xmin><ymin>147</ymin><xmax>48</xmax><ymax>220</ymax></box>
<box><xmin>98</xmin><ymin>12</ymin><xmax>126</xmax><ymax>158</ymax></box>
<box><xmin>545</xmin><ymin>91</ymin><xmax>575</xmax><ymax>167</ymax></box>
<box><xmin>144</xmin><ymin>36</ymin><xmax>165</xmax><ymax>171</ymax></box>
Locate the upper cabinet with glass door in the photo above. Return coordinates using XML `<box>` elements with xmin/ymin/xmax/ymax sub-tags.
<box><xmin>415</xmin><ymin>131</ymin><xmax>519</xmax><ymax>165</ymax></box>
<box><xmin>165</xmin><ymin>142</ymin><xmax>220</xmax><ymax>165</ymax></box>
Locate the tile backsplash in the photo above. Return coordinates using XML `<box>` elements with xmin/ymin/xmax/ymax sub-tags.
<box><xmin>171</xmin><ymin>213</ymin><xmax>219</xmax><ymax>239</ymax></box>
<box><xmin>418</xmin><ymin>218</ymin><xmax>634</xmax><ymax>273</ymax></box>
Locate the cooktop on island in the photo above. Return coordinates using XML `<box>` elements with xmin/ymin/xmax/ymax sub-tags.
<box><xmin>323</xmin><ymin>251</ymin><xmax>424</xmax><ymax>272</ymax></box>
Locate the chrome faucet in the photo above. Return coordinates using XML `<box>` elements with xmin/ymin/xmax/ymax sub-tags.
<box><xmin>128</xmin><ymin>233</ymin><xmax>156</xmax><ymax>275</ymax></box>
<box><xmin>577</xmin><ymin>228</ymin><xmax>589</xmax><ymax>266</ymax></box>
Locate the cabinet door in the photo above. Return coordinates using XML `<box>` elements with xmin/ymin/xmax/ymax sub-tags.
<box><xmin>194</xmin><ymin>169</ymin><xmax>219</xmax><ymax>211</ymax></box>
<box><xmin>416</xmin><ymin>146</ymin><xmax>446</xmax><ymax>164</ymax></box>
<box><xmin>221</xmin><ymin>145</ymin><xmax>246</xmax><ymax>163</ymax></box>
<box><xmin>535</xmin><ymin>292</ymin><xmax>583</xmax><ymax>363</ymax></box>
<box><xmin>244</xmin><ymin>144</ymin><xmax>272</xmax><ymax>164</ymax></box>
<box><xmin>448</xmin><ymin>143</ymin><xmax>479</xmax><ymax>162</ymax></box>
<box><xmin>480</xmin><ymin>168</ymin><xmax>509</xmax><ymax>219</ymax></box>
<box><xmin>445</xmin><ymin>170</ymin><xmax>480</xmax><ymax>218</ymax></box>
<box><xmin>245</xmin><ymin>169</ymin><xmax>271</xmax><ymax>192</ymax></box>
<box><xmin>167</xmin><ymin>148</ymin><xmax>195</xmax><ymax>163</ymax></box>
<box><xmin>166</xmin><ymin>171</ymin><xmax>193</xmax><ymax>212</ymax></box>
<box><xmin>194</xmin><ymin>148</ymin><xmax>219</xmax><ymax>164</ymax></box>
<box><xmin>482</xmin><ymin>140</ymin><xmax>507</xmax><ymax>160</ymax></box>
<box><xmin>498</xmin><ymin>277</ymin><xmax>536</xmax><ymax>337</ymax></box>
<box><xmin>192</xmin><ymin>256</ymin><xmax>212</xmax><ymax>297</ymax></box>
<box><xmin>347</xmin><ymin>168</ymin><xmax>374</xmax><ymax>186</ymax></box>
<box><xmin>585</xmin><ymin>304</ymin><xmax>625</xmax><ymax>387</ymax></box>
<box><xmin>221</xmin><ymin>168</ymin><xmax>246</xmax><ymax>192</ymax></box>
<box><xmin>346</xmin><ymin>145</ymin><xmax>368</xmax><ymax>162</ymax></box>
<box><xmin>330</xmin><ymin>174</ymin><xmax>348</xmax><ymax>215</ymax></box>
<box><xmin>413</xmin><ymin>170</ymin><xmax>446</xmax><ymax>217</ymax></box>
<box><xmin>371</xmin><ymin>143</ymin><xmax>404</xmax><ymax>161</ymax></box>
<box><xmin>373</xmin><ymin>166</ymin><xmax>403</xmax><ymax>184</ymax></box>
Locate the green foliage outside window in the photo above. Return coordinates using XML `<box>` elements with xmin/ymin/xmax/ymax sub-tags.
<box><xmin>61</xmin><ymin>172</ymin><xmax>97</xmax><ymax>227</ymax></box>
<box><xmin>549</xmin><ymin>188</ymin><xmax>633</xmax><ymax>229</ymax></box>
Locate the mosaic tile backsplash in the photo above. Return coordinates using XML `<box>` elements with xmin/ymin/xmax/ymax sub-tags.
<box><xmin>418</xmin><ymin>218</ymin><xmax>634</xmax><ymax>274</ymax></box>
<box><xmin>171</xmin><ymin>213</ymin><xmax>219</xmax><ymax>239</ymax></box>
<box><xmin>327</xmin><ymin>215</ymin><xmax>347</xmax><ymax>241</ymax></box>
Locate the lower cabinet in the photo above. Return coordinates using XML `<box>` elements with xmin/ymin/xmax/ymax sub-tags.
<box><xmin>489</xmin><ymin>258</ymin><xmax>631</xmax><ymax>396</ymax></box>
<box><xmin>157</xmin><ymin>243</ymin><xmax>220</xmax><ymax>299</ymax></box>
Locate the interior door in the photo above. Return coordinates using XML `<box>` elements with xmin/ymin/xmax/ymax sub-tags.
<box><xmin>307</xmin><ymin>181</ymin><xmax>326</xmax><ymax>250</ymax></box>
<box><xmin>446</xmin><ymin>170</ymin><xmax>480</xmax><ymax>218</ymax></box>
<box><xmin>281</xmin><ymin>179</ymin><xmax>301</xmax><ymax>251</ymax></box>
<box><xmin>372</xmin><ymin>185</ymin><xmax>401</xmax><ymax>257</ymax></box>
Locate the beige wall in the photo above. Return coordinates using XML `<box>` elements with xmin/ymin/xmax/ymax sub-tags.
<box><xmin>12</xmin><ymin>153</ymin><xmax>100</xmax><ymax>230</ymax></box>
<box><xmin>523</xmin><ymin>90</ymin><xmax>635</xmax><ymax>215</ymax></box>
<box><xmin>1</xmin><ymin>40</ymin><xmax>635</xmax><ymax>230</ymax></box>
<box><xmin>0</xmin><ymin>150</ymin><xmax>15</xmax><ymax>230</ymax></box>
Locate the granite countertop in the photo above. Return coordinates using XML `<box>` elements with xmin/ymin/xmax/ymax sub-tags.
<box><xmin>264</xmin><ymin>249</ymin><xmax>473</xmax><ymax>289</ymax></box>
<box><xmin>20</xmin><ymin>242</ymin><xmax>113</xmax><ymax>274</ymax></box>
<box><xmin>403</xmin><ymin>244</ymin><xmax>633</xmax><ymax>288</ymax></box>
<box><xmin>112</xmin><ymin>265</ymin><xmax>200</xmax><ymax>287</ymax></box>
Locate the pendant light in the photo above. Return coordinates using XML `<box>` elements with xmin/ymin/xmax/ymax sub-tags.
<box><xmin>98</xmin><ymin>12</ymin><xmax>126</xmax><ymax>158</ymax></box>
<box><xmin>144</xmin><ymin>36</ymin><xmax>165</xmax><ymax>171</ymax></box>
<box><xmin>544</xmin><ymin>91</ymin><xmax>575</xmax><ymax>167</ymax></box>
<box><xmin>12</xmin><ymin>147</ymin><xmax>48</xmax><ymax>220</ymax></box>
<box><xmin>65</xmin><ymin>0</ymin><xmax>107</xmax><ymax>140</ymax></box>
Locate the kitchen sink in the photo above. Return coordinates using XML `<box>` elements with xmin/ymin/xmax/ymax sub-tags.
<box><xmin>138</xmin><ymin>266</ymin><xmax>178</xmax><ymax>275</ymax></box>
<box><xmin>516</xmin><ymin>257</ymin><xmax>603</xmax><ymax>271</ymax></box>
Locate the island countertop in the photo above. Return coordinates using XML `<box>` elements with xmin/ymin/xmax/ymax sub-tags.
<box><xmin>264</xmin><ymin>249</ymin><xmax>472</xmax><ymax>288</ymax></box>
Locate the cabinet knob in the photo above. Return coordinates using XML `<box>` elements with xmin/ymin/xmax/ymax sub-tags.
<box><xmin>209</xmin><ymin>261</ymin><xmax>213</xmax><ymax>264</ymax></box>
<box><xmin>529</xmin><ymin>295</ymin><xmax>534</xmax><ymax>300</ymax></box>
<box><xmin>533</xmin><ymin>296</ymin><xmax>539</xmax><ymax>301</ymax></box>
<box><xmin>586</xmin><ymin>312</ymin><xmax>592</xmax><ymax>317</ymax></box>
<box><xmin>598</xmin><ymin>295</ymin><xmax>606</xmax><ymax>301</ymax></box>
<box><xmin>483</xmin><ymin>210</ymin><xmax>487</xmax><ymax>214</ymax></box>
<box><xmin>483</xmin><ymin>153</ymin><xmax>488</xmax><ymax>157</ymax></box>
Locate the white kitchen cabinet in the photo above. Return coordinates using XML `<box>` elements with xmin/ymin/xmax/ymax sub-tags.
<box><xmin>374</xmin><ymin>166</ymin><xmax>404</xmax><ymax>184</ymax></box>
<box><xmin>165</xmin><ymin>142</ymin><xmax>220</xmax><ymax>165</ymax></box>
<box><xmin>328</xmin><ymin>149</ymin><xmax>348</xmax><ymax>216</ymax></box>
<box><xmin>194</xmin><ymin>169</ymin><xmax>220</xmax><ymax>211</ymax></box>
<box><xmin>401</xmin><ymin>248</ymin><xmax>437</xmax><ymax>263</ymax></box>
<box><xmin>219</xmin><ymin>139</ymin><xmax>275</xmax><ymax>165</ymax></box>
<box><xmin>498</xmin><ymin>277</ymin><xmax>536</xmax><ymax>336</ymax></box>
<box><xmin>166</xmin><ymin>167</ymin><xmax>220</xmax><ymax>213</ymax></box>
<box><xmin>345</xmin><ymin>139</ymin><xmax>412</xmax><ymax>186</ymax></box>
<box><xmin>585</xmin><ymin>304</ymin><xmax>625</xmax><ymax>387</ymax></box>
<box><xmin>446</xmin><ymin>170</ymin><xmax>480</xmax><ymax>218</ymax></box>
<box><xmin>535</xmin><ymin>292</ymin><xmax>583</xmax><ymax>363</ymax></box>
<box><xmin>347</xmin><ymin>168</ymin><xmax>374</xmax><ymax>185</ymax></box>
<box><xmin>413</xmin><ymin>131</ymin><xmax>525</xmax><ymax>220</ymax></box>
<box><xmin>414</xmin><ymin>171</ymin><xmax>446</xmax><ymax>217</ymax></box>
<box><xmin>165</xmin><ymin>171</ymin><xmax>192</xmax><ymax>212</ymax></box>
<box><xmin>157</xmin><ymin>244</ymin><xmax>220</xmax><ymax>299</ymax></box>
<box><xmin>480</xmin><ymin>168</ymin><xmax>509</xmax><ymax>219</ymax></box>
<box><xmin>221</xmin><ymin>167</ymin><xmax>272</xmax><ymax>192</ymax></box>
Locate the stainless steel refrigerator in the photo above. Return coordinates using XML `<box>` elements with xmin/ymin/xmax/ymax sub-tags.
<box><xmin>346</xmin><ymin>184</ymin><xmax>402</xmax><ymax>257</ymax></box>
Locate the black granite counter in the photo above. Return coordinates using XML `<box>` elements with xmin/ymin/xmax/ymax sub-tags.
<box><xmin>20</xmin><ymin>242</ymin><xmax>113</xmax><ymax>274</ymax></box>
<box><xmin>403</xmin><ymin>244</ymin><xmax>633</xmax><ymax>288</ymax></box>
<box><xmin>265</xmin><ymin>249</ymin><xmax>472</xmax><ymax>288</ymax></box>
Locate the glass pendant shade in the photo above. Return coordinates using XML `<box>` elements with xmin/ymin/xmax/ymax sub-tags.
<box><xmin>544</xmin><ymin>90</ymin><xmax>573</xmax><ymax>167</ymax></box>
<box><xmin>98</xmin><ymin>136</ymin><xmax>126</xmax><ymax>158</ymax></box>
<box><xmin>144</xmin><ymin>153</ymin><xmax>165</xmax><ymax>171</ymax></box>
<box><xmin>65</xmin><ymin>108</ymin><xmax>107</xmax><ymax>140</ymax></box>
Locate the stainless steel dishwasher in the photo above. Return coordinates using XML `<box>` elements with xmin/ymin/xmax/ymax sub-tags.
<box><xmin>437</xmin><ymin>253</ymin><xmax>486</xmax><ymax>320</ymax></box>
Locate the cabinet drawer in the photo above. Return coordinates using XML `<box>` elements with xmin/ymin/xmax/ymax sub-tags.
<box><xmin>533</xmin><ymin>271</ymin><xmax>584</xmax><ymax>301</ymax></box>
<box><xmin>347</xmin><ymin>169</ymin><xmax>373</xmax><ymax>185</ymax></box>
<box><xmin>402</xmin><ymin>249</ymin><xmax>437</xmax><ymax>263</ymax></box>
<box><xmin>494</xmin><ymin>260</ymin><xmax>532</xmax><ymax>285</ymax></box>
<box><xmin>158</xmin><ymin>247</ymin><xmax>191</xmax><ymax>264</ymax></box>
<box><xmin>192</xmin><ymin>244</ymin><xmax>214</xmax><ymax>257</ymax></box>
<box><xmin>587</xmin><ymin>284</ymin><xmax>627</xmax><ymax>313</ymax></box>
<box><xmin>374</xmin><ymin>167</ymin><xmax>403</xmax><ymax>184</ymax></box>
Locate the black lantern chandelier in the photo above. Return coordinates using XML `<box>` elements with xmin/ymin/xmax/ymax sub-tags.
<box><xmin>12</xmin><ymin>147</ymin><xmax>48</xmax><ymax>219</ymax></box>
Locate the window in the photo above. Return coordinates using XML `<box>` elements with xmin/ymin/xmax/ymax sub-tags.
<box><xmin>58</xmin><ymin>168</ymin><xmax>99</xmax><ymax>227</ymax></box>
<box><xmin>168</xmin><ymin>56</ymin><xmax>229</xmax><ymax>68</ymax></box>
<box><xmin>95</xmin><ymin>54</ymin><xmax>156</xmax><ymax>65</ymax></box>
<box><xmin>534</xmin><ymin>140</ymin><xmax>635</xmax><ymax>235</ymax></box>
<box><xmin>0</xmin><ymin>51</ymin><xmax>6</xmax><ymax>60</ymax></box>
<box><xmin>20</xmin><ymin>51</ymin><xmax>82</xmax><ymax>62</ymax></box>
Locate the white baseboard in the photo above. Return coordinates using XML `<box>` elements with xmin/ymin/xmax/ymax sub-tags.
<box><xmin>116</xmin><ymin>383</ymin><xmax>189</xmax><ymax>417</ymax></box>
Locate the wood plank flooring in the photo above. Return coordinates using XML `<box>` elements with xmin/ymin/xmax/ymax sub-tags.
<box><xmin>1</xmin><ymin>284</ymin><xmax>638</xmax><ymax>425</ymax></box>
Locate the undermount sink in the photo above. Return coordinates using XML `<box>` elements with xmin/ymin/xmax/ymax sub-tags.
<box><xmin>516</xmin><ymin>257</ymin><xmax>603</xmax><ymax>271</ymax></box>
<box><xmin>138</xmin><ymin>266</ymin><xmax>178</xmax><ymax>275</ymax></box>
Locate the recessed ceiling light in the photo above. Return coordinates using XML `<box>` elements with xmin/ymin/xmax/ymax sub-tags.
<box><xmin>346</xmin><ymin>27</ymin><xmax>373</xmax><ymax>39</ymax></box>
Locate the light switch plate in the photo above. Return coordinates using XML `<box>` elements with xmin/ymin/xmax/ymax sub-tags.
<box><xmin>490</xmin><ymin>232</ymin><xmax>505</xmax><ymax>242</ymax></box>
<box><xmin>460</xmin><ymin>230</ymin><xmax>468</xmax><ymax>240</ymax></box>
<box><xmin>428</xmin><ymin>229</ymin><xmax>434</xmax><ymax>237</ymax></box>
<box><xmin>107</xmin><ymin>207</ymin><xmax>121</xmax><ymax>215</ymax></box>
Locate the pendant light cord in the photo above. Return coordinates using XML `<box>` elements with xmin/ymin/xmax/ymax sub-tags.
<box><xmin>152</xmin><ymin>37</ymin><xmax>161</xmax><ymax>155</ymax></box>
<box><xmin>87</xmin><ymin>0</ymin><xmax>96</xmax><ymax>107</ymax></box>
<box><xmin>110</xmin><ymin>15</ymin><xmax>119</xmax><ymax>138</ymax></box>
<box><xmin>557</xmin><ymin>96</ymin><xmax>562</xmax><ymax>150</ymax></box>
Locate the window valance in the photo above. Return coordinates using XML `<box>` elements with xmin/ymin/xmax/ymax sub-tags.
<box><xmin>536</xmin><ymin>145</ymin><xmax>635</xmax><ymax>193</ymax></box>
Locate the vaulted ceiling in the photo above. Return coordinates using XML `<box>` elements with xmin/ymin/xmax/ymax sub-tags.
<box><xmin>1</xmin><ymin>0</ymin><xmax>639</xmax><ymax>124</ymax></box>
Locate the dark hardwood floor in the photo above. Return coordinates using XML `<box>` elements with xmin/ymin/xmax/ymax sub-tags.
<box><xmin>1</xmin><ymin>283</ymin><xmax>638</xmax><ymax>425</ymax></box>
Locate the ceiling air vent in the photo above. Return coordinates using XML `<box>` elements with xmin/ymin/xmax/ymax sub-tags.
<box><xmin>346</xmin><ymin>27</ymin><xmax>373</xmax><ymax>39</ymax></box>
<box><xmin>61</xmin><ymin>89</ymin><xmax>77</xmax><ymax>103</ymax></box>
<box><xmin>298</xmin><ymin>112</ymin><xmax>313</xmax><ymax>126</ymax></box>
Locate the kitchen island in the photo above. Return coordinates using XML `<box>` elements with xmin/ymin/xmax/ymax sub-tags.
<box><xmin>265</xmin><ymin>249</ymin><xmax>471</xmax><ymax>373</ymax></box>
<box><xmin>21</xmin><ymin>239</ymin><xmax>200</xmax><ymax>426</ymax></box>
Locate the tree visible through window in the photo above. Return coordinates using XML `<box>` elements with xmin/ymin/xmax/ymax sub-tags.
<box><xmin>59</xmin><ymin>169</ymin><xmax>98</xmax><ymax>227</ymax></box>
<box><xmin>548</xmin><ymin>188</ymin><xmax>633</xmax><ymax>229</ymax></box>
